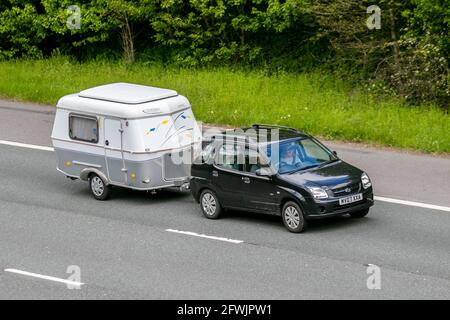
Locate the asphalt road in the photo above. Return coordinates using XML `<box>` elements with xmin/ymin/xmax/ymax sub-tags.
<box><xmin>0</xmin><ymin>100</ymin><xmax>449</xmax><ymax>299</ymax></box>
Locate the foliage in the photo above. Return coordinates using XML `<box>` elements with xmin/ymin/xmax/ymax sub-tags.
<box><xmin>0</xmin><ymin>0</ymin><xmax>448</xmax><ymax>107</ymax></box>
<box><xmin>309</xmin><ymin>0</ymin><xmax>449</xmax><ymax>107</ymax></box>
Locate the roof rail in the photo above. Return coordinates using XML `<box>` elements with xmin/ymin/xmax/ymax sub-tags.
<box><xmin>209</xmin><ymin>132</ymin><xmax>249</xmax><ymax>142</ymax></box>
<box><xmin>251</xmin><ymin>123</ymin><xmax>300</xmax><ymax>133</ymax></box>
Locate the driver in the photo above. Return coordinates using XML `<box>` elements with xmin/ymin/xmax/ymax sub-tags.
<box><xmin>280</xmin><ymin>144</ymin><xmax>297</xmax><ymax>165</ymax></box>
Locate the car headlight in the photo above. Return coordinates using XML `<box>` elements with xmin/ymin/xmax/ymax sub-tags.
<box><xmin>361</xmin><ymin>172</ymin><xmax>372</xmax><ymax>189</ymax></box>
<box><xmin>307</xmin><ymin>186</ymin><xmax>329</xmax><ymax>199</ymax></box>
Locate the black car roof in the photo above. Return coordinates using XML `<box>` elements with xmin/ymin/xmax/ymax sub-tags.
<box><xmin>209</xmin><ymin>124</ymin><xmax>309</xmax><ymax>145</ymax></box>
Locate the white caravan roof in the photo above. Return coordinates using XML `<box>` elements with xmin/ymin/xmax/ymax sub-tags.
<box><xmin>79</xmin><ymin>83</ymin><xmax>178</xmax><ymax>104</ymax></box>
<box><xmin>57</xmin><ymin>83</ymin><xmax>190</xmax><ymax>119</ymax></box>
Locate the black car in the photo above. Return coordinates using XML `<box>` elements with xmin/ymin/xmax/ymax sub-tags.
<box><xmin>190</xmin><ymin>124</ymin><xmax>374</xmax><ymax>233</ymax></box>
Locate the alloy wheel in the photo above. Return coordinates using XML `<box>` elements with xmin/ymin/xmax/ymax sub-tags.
<box><xmin>202</xmin><ymin>193</ymin><xmax>217</xmax><ymax>216</ymax></box>
<box><xmin>284</xmin><ymin>206</ymin><xmax>300</xmax><ymax>229</ymax></box>
<box><xmin>91</xmin><ymin>176</ymin><xmax>105</xmax><ymax>197</ymax></box>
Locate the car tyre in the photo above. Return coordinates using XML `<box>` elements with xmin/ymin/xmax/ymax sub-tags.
<box><xmin>200</xmin><ymin>189</ymin><xmax>222</xmax><ymax>219</ymax></box>
<box><xmin>349</xmin><ymin>208</ymin><xmax>369</xmax><ymax>218</ymax></box>
<box><xmin>89</xmin><ymin>174</ymin><xmax>111</xmax><ymax>200</ymax></box>
<box><xmin>282</xmin><ymin>201</ymin><xmax>307</xmax><ymax>233</ymax></box>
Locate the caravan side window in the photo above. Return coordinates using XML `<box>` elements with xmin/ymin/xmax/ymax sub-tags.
<box><xmin>69</xmin><ymin>114</ymin><xmax>99</xmax><ymax>143</ymax></box>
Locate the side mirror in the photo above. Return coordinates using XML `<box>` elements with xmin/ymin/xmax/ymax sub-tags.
<box><xmin>332</xmin><ymin>150</ymin><xmax>338</xmax><ymax>157</ymax></box>
<box><xmin>256</xmin><ymin>167</ymin><xmax>272</xmax><ymax>177</ymax></box>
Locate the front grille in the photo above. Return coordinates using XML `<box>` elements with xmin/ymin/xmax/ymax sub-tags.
<box><xmin>331</xmin><ymin>182</ymin><xmax>361</xmax><ymax>197</ymax></box>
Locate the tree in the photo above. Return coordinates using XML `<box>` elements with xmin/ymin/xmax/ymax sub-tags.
<box><xmin>104</xmin><ymin>0</ymin><xmax>155</xmax><ymax>64</ymax></box>
<box><xmin>150</xmin><ymin>0</ymin><xmax>307</xmax><ymax>66</ymax></box>
<box><xmin>310</xmin><ymin>0</ymin><xmax>449</xmax><ymax>107</ymax></box>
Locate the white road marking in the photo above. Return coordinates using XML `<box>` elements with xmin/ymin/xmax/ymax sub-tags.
<box><xmin>4</xmin><ymin>268</ymin><xmax>84</xmax><ymax>287</ymax></box>
<box><xmin>166</xmin><ymin>229</ymin><xmax>244</xmax><ymax>244</ymax></box>
<box><xmin>0</xmin><ymin>140</ymin><xmax>54</xmax><ymax>152</ymax></box>
<box><xmin>374</xmin><ymin>196</ymin><xmax>450</xmax><ymax>212</ymax></box>
<box><xmin>1</xmin><ymin>139</ymin><xmax>450</xmax><ymax>213</ymax></box>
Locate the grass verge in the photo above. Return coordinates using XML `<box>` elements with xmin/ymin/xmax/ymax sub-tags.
<box><xmin>0</xmin><ymin>57</ymin><xmax>448</xmax><ymax>153</ymax></box>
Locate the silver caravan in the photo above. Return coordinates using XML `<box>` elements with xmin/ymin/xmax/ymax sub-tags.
<box><xmin>51</xmin><ymin>83</ymin><xmax>202</xmax><ymax>200</ymax></box>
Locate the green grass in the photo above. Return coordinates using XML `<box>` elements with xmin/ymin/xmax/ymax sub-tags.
<box><xmin>0</xmin><ymin>57</ymin><xmax>449</xmax><ymax>153</ymax></box>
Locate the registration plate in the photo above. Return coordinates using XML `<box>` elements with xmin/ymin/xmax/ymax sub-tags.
<box><xmin>339</xmin><ymin>193</ymin><xmax>363</xmax><ymax>205</ymax></box>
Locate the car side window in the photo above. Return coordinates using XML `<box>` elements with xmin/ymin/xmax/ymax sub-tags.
<box><xmin>243</xmin><ymin>147</ymin><xmax>261</xmax><ymax>174</ymax></box>
<box><xmin>243</xmin><ymin>147</ymin><xmax>271</xmax><ymax>174</ymax></box>
<box><xmin>69</xmin><ymin>114</ymin><xmax>99</xmax><ymax>143</ymax></box>
<box><xmin>198</xmin><ymin>140</ymin><xmax>215</xmax><ymax>164</ymax></box>
<box><xmin>216</xmin><ymin>143</ymin><xmax>245</xmax><ymax>172</ymax></box>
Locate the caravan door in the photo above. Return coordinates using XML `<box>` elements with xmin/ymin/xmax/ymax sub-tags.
<box><xmin>104</xmin><ymin>118</ymin><xmax>126</xmax><ymax>184</ymax></box>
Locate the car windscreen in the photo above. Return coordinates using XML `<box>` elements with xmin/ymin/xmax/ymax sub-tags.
<box><xmin>262</xmin><ymin>138</ymin><xmax>338</xmax><ymax>174</ymax></box>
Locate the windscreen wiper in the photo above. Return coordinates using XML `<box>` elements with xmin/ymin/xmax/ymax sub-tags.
<box><xmin>318</xmin><ymin>158</ymin><xmax>339</xmax><ymax>168</ymax></box>
<box><xmin>288</xmin><ymin>164</ymin><xmax>319</xmax><ymax>174</ymax></box>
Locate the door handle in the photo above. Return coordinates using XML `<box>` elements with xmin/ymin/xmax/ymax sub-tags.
<box><xmin>212</xmin><ymin>170</ymin><xmax>218</xmax><ymax>177</ymax></box>
<box><xmin>242</xmin><ymin>177</ymin><xmax>250</xmax><ymax>184</ymax></box>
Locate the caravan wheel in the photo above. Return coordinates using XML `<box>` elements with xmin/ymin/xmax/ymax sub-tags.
<box><xmin>89</xmin><ymin>174</ymin><xmax>111</xmax><ymax>200</ymax></box>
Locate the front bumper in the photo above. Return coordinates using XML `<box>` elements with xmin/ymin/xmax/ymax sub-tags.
<box><xmin>303</xmin><ymin>191</ymin><xmax>374</xmax><ymax>220</ymax></box>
